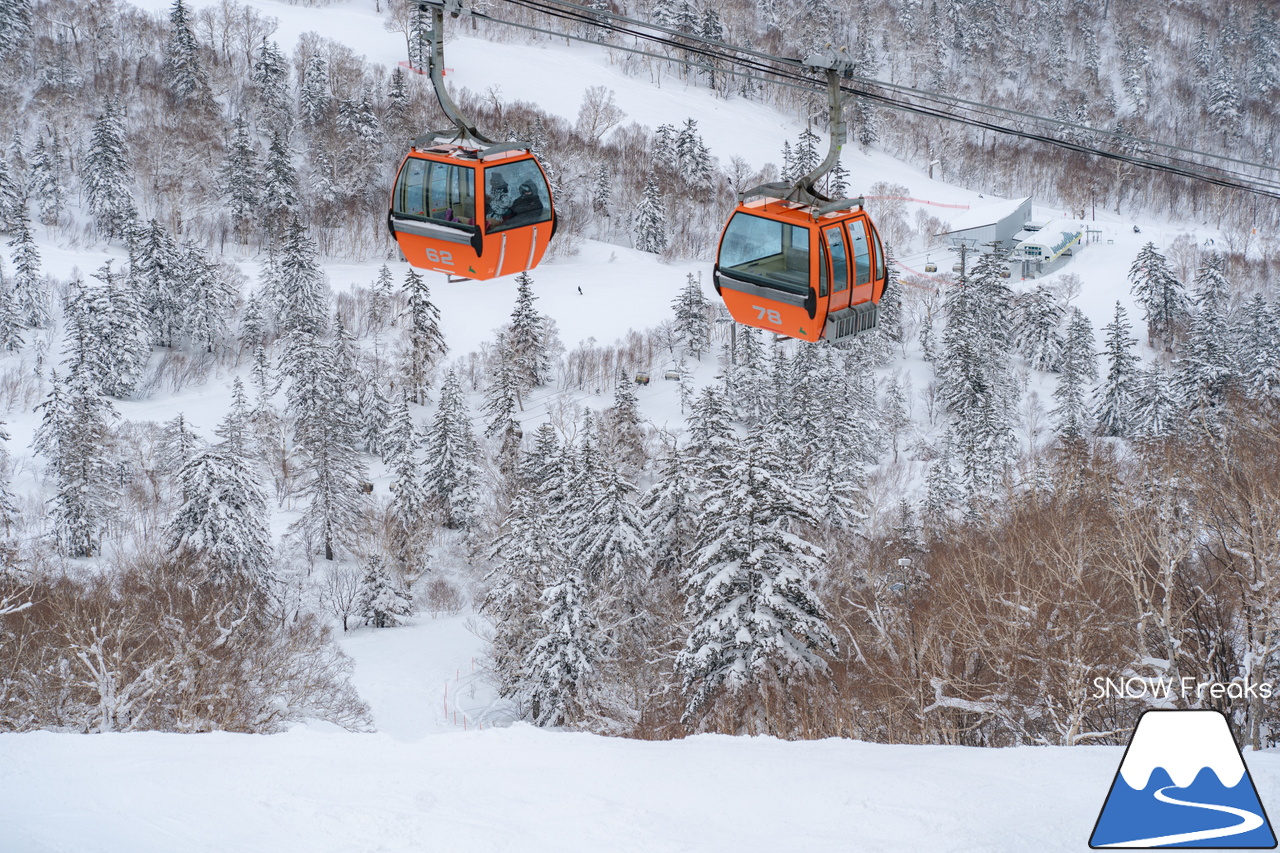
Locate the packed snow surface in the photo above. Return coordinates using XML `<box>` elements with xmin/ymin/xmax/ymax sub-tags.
<box><xmin>4</xmin><ymin>719</ymin><xmax>1270</xmax><ymax>853</ymax></box>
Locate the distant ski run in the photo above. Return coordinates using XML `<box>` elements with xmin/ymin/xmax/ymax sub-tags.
<box><xmin>1100</xmin><ymin>784</ymin><xmax>1265</xmax><ymax>848</ymax></box>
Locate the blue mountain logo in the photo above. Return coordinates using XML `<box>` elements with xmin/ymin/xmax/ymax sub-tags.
<box><xmin>1091</xmin><ymin>710</ymin><xmax>1277</xmax><ymax>848</ymax></box>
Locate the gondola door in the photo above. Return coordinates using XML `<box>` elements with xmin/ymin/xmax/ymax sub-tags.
<box><xmin>847</xmin><ymin>217</ymin><xmax>874</xmax><ymax>307</ymax></box>
<box><xmin>824</xmin><ymin>223</ymin><xmax>851</xmax><ymax>314</ymax></box>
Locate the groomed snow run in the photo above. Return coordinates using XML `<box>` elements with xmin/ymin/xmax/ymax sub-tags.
<box><xmin>9</xmin><ymin>722</ymin><xmax>1272</xmax><ymax>853</ymax></box>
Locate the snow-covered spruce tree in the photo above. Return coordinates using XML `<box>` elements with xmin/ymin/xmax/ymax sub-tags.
<box><xmin>298</xmin><ymin>54</ymin><xmax>332</xmax><ymax>128</ymax></box>
<box><xmin>883</xmin><ymin>373</ymin><xmax>911</xmax><ymax>464</ymax></box>
<box><xmin>1095</xmin><ymin>302</ymin><xmax>1140</xmax><ymax>438</ymax></box>
<box><xmin>0</xmin><ymin>0</ymin><xmax>31</xmax><ymax>60</ymax></box>
<box><xmin>167</xmin><ymin>445</ymin><xmax>273</xmax><ymax>591</ymax></box>
<box><xmin>28</xmin><ymin>131</ymin><xmax>66</xmax><ymax>227</ymax></box>
<box><xmin>62</xmin><ymin>263</ymin><xmax>147</xmax><ymax>399</ymax></box>
<box><xmin>32</xmin><ymin>368</ymin><xmax>118</xmax><ymax>558</ymax></box>
<box><xmin>358</xmin><ymin>376</ymin><xmax>392</xmax><ymax>460</ymax></box>
<box><xmin>165</xmin><ymin>0</ymin><xmax>211</xmax><ymax>107</ymax></box>
<box><xmin>921</xmin><ymin>437</ymin><xmax>961</xmax><ymax>537</ymax></box>
<box><xmin>251</xmin><ymin>38</ymin><xmax>292</xmax><ymax>136</ymax></box>
<box><xmin>129</xmin><ymin>218</ymin><xmax>181</xmax><ymax>347</ymax></box>
<box><xmin>640</xmin><ymin>441</ymin><xmax>701</xmax><ymax>576</ymax></box>
<box><xmin>385</xmin><ymin>391</ymin><xmax>427</xmax><ymax>569</ymax></box>
<box><xmin>602</xmin><ymin>371</ymin><xmax>645</xmax><ymax>474</ymax></box>
<box><xmin>1051</xmin><ymin>307</ymin><xmax>1098</xmax><ymax>445</ymax></box>
<box><xmin>590</xmin><ymin>163</ymin><xmax>611</xmax><ymax>217</ymax></box>
<box><xmin>0</xmin><ymin>422</ymin><xmax>18</xmax><ymax>556</ymax></box>
<box><xmin>675</xmin><ymin>118</ymin><xmax>713</xmax><ymax>190</ymax></box>
<box><xmin>1177</xmin><ymin>253</ymin><xmax>1236</xmax><ymax>413</ymax></box>
<box><xmin>1129</xmin><ymin>242</ymin><xmax>1188</xmax><ymax>350</ymax></box>
<box><xmin>0</xmin><ymin>261</ymin><xmax>22</xmax><ymax>352</ymax></box>
<box><xmin>285</xmin><ymin>330</ymin><xmax>369</xmax><ymax>561</ymax></box>
<box><xmin>652</xmin><ymin>122</ymin><xmax>676</xmax><ymax>169</ymax></box>
<box><xmin>939</xmin><ymin>250</ymin><xmax>1017</xmax><ymax>502</ymax></box>
<box><xmin>573</xmin><ymin>462</ymin><xmax>650</xmax><ymax>628</ymax></box>
<box><xmin>370</xmin><ymin>264</ymin><xmax>395</xmax><ymax>333</ymax></box>
<box><xmin>519</xmin><ymin>421</ymin><xmax>562</xmax><ymax>494</ymax></box>
<box><xmin>84</xmin><ymin>99</ymin><xmax>136</xmax><ymax>240</ymax></box>
<box><xmin>157</xmin><ymin>412</ymin><xmax>203</xmax><ymax>478</ymax></box>
<box><xmin>358</xmin><ymin>555</ymin><xmax>413</xmax><ymax>628</ymax></box>
<box><xmin>400</xmin><ymin>267</ymin><xmax>446</xmax><ymax>405</ymax></box>
<box><xmin>684</xmin><ymin>384</ymin><xmax>736</xmax><ymax>482</ymax></box>
<box><xmin>219</xmin><ymin>118</ymin><xmax>259</xmax><ymax>244</ymax></box>
<box><xmin>1132</xmin><ymin>364</ymin><xmax>1182</xmax><ymax>441</ymax></box>
<box><xmin>272</xmin><ymin>216</ymin><xmax>328</xmax><ymax>338</ymax></box>
<box><xmin>503</xmin><ymin>272</ymin><xmax>554</xmax><ymax>392</ymax></box>
<box><xmin>180</xmin><ymin>242</ymin><xmax>235</xmax><ymax>353</ymax></box>
<box><xmin>260</xmin><ymin>131</ymin><xmax>299</xmax><ymax>239</ymax></box>
<box><xmin>0</xmin><ymin>144</ymin><xmax>23</xmax><ymax>232</ymax></box>
<box><xmin>676</xmin><ymin>425</ymin><xmax>835</xmax><ymax>729</ymax></box>
<box><xmin>1240</xmin><ymin>294</ymin><xmax>1280</xmax><ymax>406</ymax></box>
<box><xmin>214</xmin><ymin>377</ymin><xmax>253</xmax><ymax>460</ymax></box>
<box><xmin>483</xmin><ymin>350</ymin><xmax>524</xmax><ymax>477</ymax></box>
<box><xmin>520</xmin><ymin>563</ymin><xmax>601</xmax><ymax>727</ymax></box>
<box><xmin>423</xmin><ymin>368</ymin><xmax>482</xmax><ymax>530</ymax></box>
<box><xmin>7</xmin><ymin>207</ymin><xmax>46</xmax><ymax>327</ymax></box>
<box><xmin>485</xmin><ymin>485</ymin><xmax>566</xmax><ymax>696</ymax></box>
<box><xmin>792</xmin><ymin>125</ymin><xmax>820</xmax><ymax>178</ymax></box>
<box><xmin>92</xmin><ymin>261</ymin><xmax>149</xmax><ymax>398</ymax></box>
<box><xmin>1013</xmin><ymin>284</ymin><xmax>1064</xmax><ymax>372</ymax></box>
<box><xmin>726</xmin><ymin>325</ymin><xmax>771</xmax><ymax>425</ymax></box>
<box><xmin>632</xmin><ymin>171</ymin><xmax>667</xmax><ymax>254</ymax></box>
<box><xmin>672</xmin><ymin>272</ymin><xmax>711</xmax><ymax>360</ymax></box>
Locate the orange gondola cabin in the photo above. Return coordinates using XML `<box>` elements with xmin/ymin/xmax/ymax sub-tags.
<box><xmin>714</xmin><ymin>196</ymin><xmax>888</xmax><ymax>343</ymax></box>
<box><xmin>389</xmin><ymin>139</ymin><xmax>555</xmax><ymax>280</ymax></box>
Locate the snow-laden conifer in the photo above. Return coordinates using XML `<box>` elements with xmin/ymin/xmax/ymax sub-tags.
<box><xmin>1129</xmin><ymin>242</ymin><xmax>1188</xmax><ymax>350</ymax></box>
<box><xmin>219</xmin><ymin>118</ymin><xmax>259</xmax><ymax>242</ymax></box>
<box><xmin>1177</xmin><ymin>253</ymin><xmax>1236</xmax><ymax>411</ymax></box>
<box><xmin>84</xmin><ymin>100</ymin><xmax>136</xmax><ymax>239</ymax></box>
<box><xmin>676</xmin><ymin>426</ymin><xmax>835</xmax><ymax>727</ymax></box>
<box><xmin>1051</xmin><ymin>308</ymin><xmax>1098</xmax><ymax>444</ymax></box>
<box><xmin>7</xmin><ymin>208</ymin><xmax>45</xmax><ymax>327</ymax></box>
<box><xmin>167</xmin><ymin>445</ymin><xmax>273</xmax><ymax>590</ymax></box>
<box><xmin>285</xmin><ymin>330</ymin><xmax>368</xmax><ymax>561</ymax></box>
<box><xmin>358</xmin><ymin>555</ymin><xmax>413</xmax><ymax>628</ymax></box>
<box><xmin>1095</xmin><ymin>302</ymin><xmax>1140</xmax><ymax>438</ymax></box>
<box><xmin>165</xmin><ymin>0</ymin><xmax>211</xmax><ymax>106</ymax></box>
<box><xmin>672</xmin><ymin>272</ymin><xmax>711</xmax><ymax>360</ymax></box>
<box><xmin>1014</xmin><ymin>284</ymin><xmax>1064</xmax><ymax>372</ymax></box>
<box><xmin>401</xmin><ymin>267</ymin><xmax>446</xmax><ymax>404</ymax></box>
<box><xmin>632</xmin><ymin>171</ymin><xmax>667</xmax><ymax>254</ymax></box>
<box><xmin>1239</xmin><ymin>294</ymin><xmax>1280</xmax><ymax>405</ymax></box>
<box><xmin>33</xmin><ymin>368</ymin><xmax>118</xmax><ymax>557</ymax></box>
<box><xmin>423</xmin><ymin>368</ymin><xmax>482</xmax><ymax>530</ymax></box>
<box><xmin>520</xmin><ymin>564</ymin><xmax>600</xmax><ymax>727</ymax></box>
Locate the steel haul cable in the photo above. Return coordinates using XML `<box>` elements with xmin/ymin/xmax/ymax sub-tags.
<box><xmin>442</xmin><ymin>0</ymin><xmax>1280</xmax><ymax>201</ymax></box>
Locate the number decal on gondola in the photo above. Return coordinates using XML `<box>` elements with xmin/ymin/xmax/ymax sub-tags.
<box><xmin>423</xmin><ymin>248</ymin><xmax>453</xmax><ymax>265</ymax></box>
<box><xmin>753</xmin><ymin>305</ymin><xmax>782</xmax><ymax>325</ymax></box>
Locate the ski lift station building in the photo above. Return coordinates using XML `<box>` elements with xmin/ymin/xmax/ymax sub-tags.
<box><xmin>1010</xmin><ymin>219</ymin><xmax>1084</xmax><ymax>264</ymax></box>
<box><xmin>940</xmin><ymin>196</ymin><xmax>1033</xmax><ymax>253</ymax></box>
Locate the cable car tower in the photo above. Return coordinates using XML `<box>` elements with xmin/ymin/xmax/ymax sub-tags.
<box><xmin>387</xmin><ymin>0</ymin><xmax>557</xmax><ymax>281</ymax></box>
<box><xmin>713</xmin><ymin>50</ymin><xmax>889</xmax><ymax>343</ymax></box>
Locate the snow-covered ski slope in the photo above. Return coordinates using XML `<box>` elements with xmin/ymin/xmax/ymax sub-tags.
<box><xmin>2</xmin><ymin>1</ymin><xmax>1265</xmax><ymax>851</ymax></box>
<box><xmin>4</xmin><ymin>710</ymin><xmax>1276</xmax><ymax>853</ymax></box>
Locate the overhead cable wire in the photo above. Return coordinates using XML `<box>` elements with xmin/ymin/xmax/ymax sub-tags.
<box><xmin>514</xmin><ymin>0</ymin><xmax>1280</xmax><ymax>180</ymax></box>
<box><xmin>470</xmin><ymin>0</ymin><xmax>1280</xmax><ymax>199</ymax></box>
